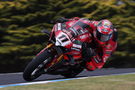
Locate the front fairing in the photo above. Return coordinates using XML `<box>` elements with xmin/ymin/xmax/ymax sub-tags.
<box><xmin>49</xmin><ymin>23</ymin><xmax>73</xmax><ymax>49</ymax></box>
<box><xmin>55</xmin><ymin>30</ymin><xmax>73</xmax><ymax>49</ymax></box>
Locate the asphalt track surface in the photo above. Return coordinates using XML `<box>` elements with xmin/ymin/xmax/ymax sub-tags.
<box><xmin>0</xmin><ymin>68</ymin><xmax>135</xmax><ymax>86</ymax></box>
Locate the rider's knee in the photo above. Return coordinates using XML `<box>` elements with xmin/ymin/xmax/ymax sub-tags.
<box><xmin>86</xmin><ymin>61</ymin><xmax>96</xmax><ymax>71</ymax></box>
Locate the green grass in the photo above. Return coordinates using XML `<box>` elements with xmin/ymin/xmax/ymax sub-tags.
<box><xmin>1</xmin><ymin>74</ymin><xmax>135</xmax><ymax>90</ymax></box>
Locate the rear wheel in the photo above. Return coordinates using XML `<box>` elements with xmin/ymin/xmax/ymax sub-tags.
<box><xmin>23</xmin><ymin>48</ymin><xmax>53</xmax><ymax>81</ymax></box>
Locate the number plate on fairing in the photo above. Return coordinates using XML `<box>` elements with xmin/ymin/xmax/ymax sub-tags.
<box><xmin>55</xmin><ymin>31</ymin><xmax>72</xmax><ymax>48</ymax></box>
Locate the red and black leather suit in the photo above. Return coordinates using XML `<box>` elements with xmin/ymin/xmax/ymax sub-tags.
<box><xmin>54</xmin><ymin>17</ymin><xmax>117</xmax><ymax>71</ymax></box>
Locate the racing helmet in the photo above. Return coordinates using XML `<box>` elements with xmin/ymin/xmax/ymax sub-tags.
<box><xmin>94</xmin><ymin>20</ymin><xmax>114</xmax><ymax>42</ymax></box>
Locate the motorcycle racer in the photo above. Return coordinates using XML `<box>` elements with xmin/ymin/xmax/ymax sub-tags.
<box><xmin>55</xmin><ymin>17</ymin><xmax>118</xmax><ymax>71</ymax></box>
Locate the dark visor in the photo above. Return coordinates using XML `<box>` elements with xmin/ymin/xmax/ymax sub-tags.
<box><xmin>96</xmin><ymin>30</ymin><xmax>112</xmax><ymax>42</ymax></box>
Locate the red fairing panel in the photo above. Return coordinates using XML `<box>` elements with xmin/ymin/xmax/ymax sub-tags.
<box><xmin>55</xmin><ymin>30</ymin><xmax>73</xmax><ymax>49</ymax></box>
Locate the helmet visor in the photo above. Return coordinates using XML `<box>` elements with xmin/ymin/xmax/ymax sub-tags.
<box><xmin>96</xmin><ymin>30</ymin><xmax>112</xmax><ymax>42</ymax></box>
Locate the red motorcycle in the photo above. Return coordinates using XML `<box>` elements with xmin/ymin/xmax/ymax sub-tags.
<box><xmin>23</xmin><ymin>21</ymin><xmax>90</xmax><ymax>81</ymax></box>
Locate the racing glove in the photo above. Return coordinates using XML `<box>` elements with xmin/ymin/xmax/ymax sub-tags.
<box><xmin>82</xmin><ymin>47</ymin><xmax>96</xmax><ymax>62</ymax></box>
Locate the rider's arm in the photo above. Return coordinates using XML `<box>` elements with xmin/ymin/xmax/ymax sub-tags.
<box><xmin>86</xmin><ymin>40</ymin><xmax>117</xmax><ymax>71</ymax></box>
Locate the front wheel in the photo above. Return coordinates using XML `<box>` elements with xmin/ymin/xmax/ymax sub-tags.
<box><xmin>23</xmin><ymin>49</ymin><xmax>52</xmax><ymax>81</ymax></box>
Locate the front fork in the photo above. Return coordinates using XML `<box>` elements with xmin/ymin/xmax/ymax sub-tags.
<box><xmin>41</xmin><ymin>43</ymin><xmax>65</xmax><ymax>72</ymax></box>
<box><xmin>36</xmin><ymin>43</ymin><xmax>54</xmax><ymax>56</ymax></box>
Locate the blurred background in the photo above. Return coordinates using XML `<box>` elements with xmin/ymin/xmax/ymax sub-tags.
<box><xmin>0</xmin><ymin>0</ymin><xmax>135</xmax><ymax>73</ymax></box>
